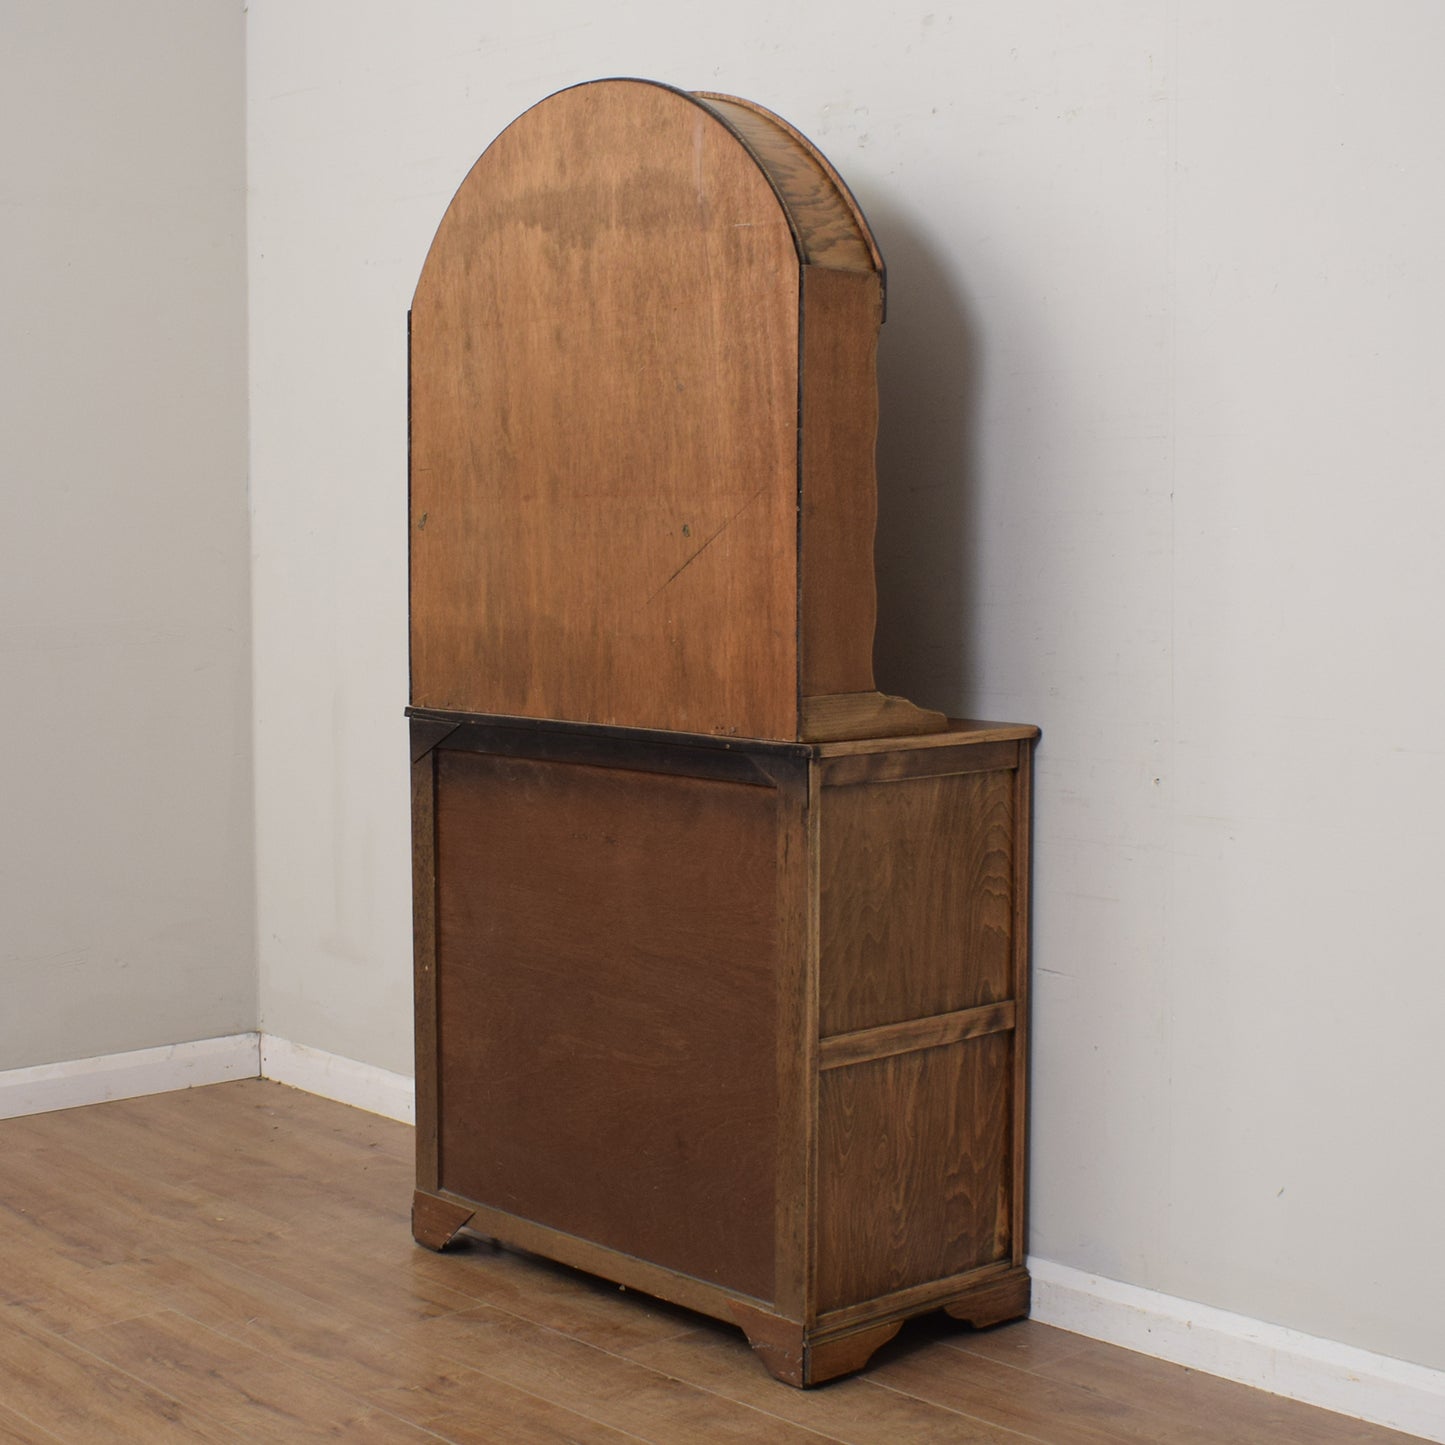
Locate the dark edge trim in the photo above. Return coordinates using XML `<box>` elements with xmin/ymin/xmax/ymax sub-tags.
<box><xmin>406</xmin><ymin>307</ymin><xmax>413</xmax><ymax>707</ymax></box>
<box><xmin>431</xmin><ymin>718</ymin><xmax>801</xmax><ymax>788</ymax></box>
<box><xmin>406</xmin><ymin>706</ymin><xmax>812</xmax><ymax>758</ymax></box>
<box><xmin>818</xmin><ymin>1001</ymin><xmax>1017</xmax><ymax>1073</ymax></box>
<box><xmin>410</xmin><ymin>718</ymin><xmax>459</xmax><ymax>763</ymax></box>
<box><xmin>794</xmin><ymin>258</ymin><xmax>807</xmax><ymax>742</ymax></box>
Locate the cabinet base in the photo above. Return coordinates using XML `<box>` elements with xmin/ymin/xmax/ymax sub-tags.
<box><xmin>411</xmin><ymin>1190</ymin><xmax>475</xmax><ymax>1251</ymax></box>
<box><xmin>413</xmin><ymin>1188</ymin><xmax>1031</xmax><ymax>1388</ymax></box>
<box><xmin>731</xmin><ymin>1267</ymin><xmax>1032</xmax><ymax>1387</ymax></box>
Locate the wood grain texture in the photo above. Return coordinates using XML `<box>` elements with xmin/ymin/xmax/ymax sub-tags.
<box><xmin>798</xmin><ymin>267</ymin><xmax>885</xmax><ymax>701</ymax></box>
<box><xmin>410</xmin><ymin>79</ymin><xmax>802</xmax><ymax>737</ymax></box>
<box><xmin>943</xmin><ymin>1269</ymin><xmax>1033</xmax><ymax>1329</ymax></box>
<box><xmin>0</xmin><ymin>1307</ymin><xmax>240</xmax><ymax>1444</ymax></box>
<box><xmin>813</xmin><ymin>718</ymin><xmax>1040</xmax><ymax>756</ymax></box>
<box><xmin>414</xmin><ymin>1194</ymin><xmax>756</xmax><ymax>1324</ymax></box>
<box><xmin>433</xmin><ymin>747</ymin><xmax>781</xmax><ymax>1299</ymax></box>
<box><xmin>805</xmin><ymin>1319</ymin><xmax>907</xmax><ymax>1385</ymax></box>
<box><xmin>801</xmin><ymin>690</ymin><xmax>946</xmax><ymax>743</ymax></box>
<box><xmin>410</xmin><ymin>79</ymin><xmax>941</xmax><ymax>741</ymax></box>
<box><xmin>412</xmin><ymin>1190</ymin><xmax>474</xmax><ymax>1251</ymax></box>
<box><xmin>819</xmin><ymin>737</ymin><xmax>1017</xmax><ymax>787</ymax></box>
<box><xmin>694</xmin><ymin>93</ymin><xmax>879</xmax><ymax>272</ymax></box>
<box><xmin>815</xmin><ymin>1036</ymin><xmax>1013</xmax><ymax>1312</ymax></box>
<box><xmin>725</xmin><ymin>1303</ymin><xmax>906</xmax><ymax>1388</ymax></box>
<box><xmin>816</xmin><ymin>1261</ymin><xmax>1021</xmax><ymax>1336</ymax></box>
<box><xmin>630</xmin><ymin>1321</ymin><xmax>1043</xmax><ymax>1444</ymax></box>
<box><xmin>0</xmin><ymin>1082</ymin><xmax>1421</xmax><ymax>1445</ymax></box>
<box><xmin>819</xmin><ymin>764</ymin><xmax>1017</xmax><ymax>1035</ymax></box>
<box><xmin>415</xmin><ymin>723</ymin><xmax>1035</xmax><ymax>1382</ymax></box>
<box><xmin>68</xmin><ymin>1310</ymin><xmax>443</xmax><ymax>1443</ymax></box>
<box><xmin>819</xmin><ymin>1000</ymin><xmax>1016</xmax><ymax>1072</ymax></box>
<box><xmin>0</xmin><ymin>1402</ymin><xmax>64</xmax><ymax>1444</ymax></box>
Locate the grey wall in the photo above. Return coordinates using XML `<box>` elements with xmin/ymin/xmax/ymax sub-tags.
<box><xmin>0</xmin><ymin>1</ymin><xmax>254</xmax><ymax>1067</ymax></box>
<box><xmin>246</xmin><ymin>0</ymin><xmax>1445</xmax><ymax>1373</ymax></box>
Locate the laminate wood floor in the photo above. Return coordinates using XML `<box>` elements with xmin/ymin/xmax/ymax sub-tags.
<box><xmin>0</xmin><ymin>1080</ymin><xmax>1424</xmax><ymax>1443</ymax></box>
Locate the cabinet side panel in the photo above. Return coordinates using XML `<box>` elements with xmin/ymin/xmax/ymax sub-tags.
<box><xmin>819</xmin><ymin>767</ymin><xmax>1016</xmax><ymax>1035</ymax></box>
<box><xmin>816</xmin><ymin>1036</ymin><xmax>1012</xmax><ymax>1312</ymax></box>
<box><xmin>1011</xmin><ymin>743</ymin><xmax>1034</xmax><ymax>1266</ymax></box>
<box><xmin>798</xmin><ymin>266</ymin><xmax>882</xmax><ymax>701</ymax></box>
<box><xmin>433</xmin><ymin>750</ymin><xmax>780</xmax><ymax>1300</ymax></box>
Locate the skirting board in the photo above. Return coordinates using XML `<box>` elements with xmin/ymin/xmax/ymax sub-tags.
<box><xmin>1029</xmin><ymin>1257</ymin><xmax>1445</xmax><ymax>1443</ymax></box>
<box><xmin>0</xmin><ymin>1033</ymin><xmax>262</xmax><ymax>1120</ymax></box>
<box><xmin>259</xmin><ymin>1034</ymin><xmax>415</xmax><ymax>1124</ymax></box>
<box><xmin>0</xmin><ymin>1032</ymin><xmax>413</xmax><ymax>1125</ymax></box>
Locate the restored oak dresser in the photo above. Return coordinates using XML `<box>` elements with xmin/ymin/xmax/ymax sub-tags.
<box><xmin>407</xmin><ymin>78</ymin><xmax>1037</xmax><ymax>1386</ymax></box>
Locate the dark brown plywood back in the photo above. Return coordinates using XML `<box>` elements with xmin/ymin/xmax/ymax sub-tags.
<box><xmin>433</xmin><ymin>748</ymin><xmax>781</xmax><ymax>1300</ymax></box>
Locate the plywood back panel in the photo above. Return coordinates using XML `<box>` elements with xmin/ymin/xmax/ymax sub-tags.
<box><xmin>433</xmin><ymin>747</ymin><xmax>781</xmax><ymax>1299</ymax></box>
<box><xmin>410</xmin><ymin>79</ymin><xmax>926</xmax><ymax>740</ymax></box>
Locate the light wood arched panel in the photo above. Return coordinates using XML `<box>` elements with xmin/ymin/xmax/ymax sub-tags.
<box><xmin>409</xmin><ymin>79</ymin><xmax>940</xmax><ymax>740</ymax></box>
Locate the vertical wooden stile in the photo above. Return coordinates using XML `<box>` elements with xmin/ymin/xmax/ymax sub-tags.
<box><xmin>1011</xmin><ymin>742</ymin><xmax>1035</xmax><ymax>1267</ymax></box>
<box><xmin>410</xmin><ymin>744</ymin><xmax>438</xmax><ymax>1193</ymax></box>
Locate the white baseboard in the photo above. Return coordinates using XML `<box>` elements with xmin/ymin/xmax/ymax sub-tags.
<box><xmin>0</xmin><ymin>1032</ymin><xmax>261</xmax><ymax>1120</ymax></box>
<box><xmin>1029</xmin><ymin>1256</ymin><xmax>1445</xmax><ymax>1443</ymax></box>
<box><xmin>258</xmin><ymin>1034</ymin><xmax>414</xmax><ymax>1123</ymax></box>
<box><xmin>0</xmin><ymin>1031</ymin><xmax>412</xmax><ymax>1125</ymax></box>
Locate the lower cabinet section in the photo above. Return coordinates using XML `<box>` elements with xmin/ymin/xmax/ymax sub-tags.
<box><xmin>410</xmin><ymin>712</ymin><xmax>1036</xmax><ymax>1386</ymax></box>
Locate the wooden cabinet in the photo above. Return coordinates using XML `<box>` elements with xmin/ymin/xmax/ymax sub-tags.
<box><xmin>407</xmin><ymin>79</ymin><xmax>1037</xmax><ymax>1386</ymax></box>
<box><xmin>410</xmin><ymin>712</ymin><xmax>1035</xmax><ymax>1384</ymax></box>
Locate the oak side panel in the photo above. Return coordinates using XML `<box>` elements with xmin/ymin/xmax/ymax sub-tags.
<box><xmin>1011</xmin><ymin>741</ymin><xmax>1035</xmax><ymax>1267</ymax></box>
<box><xmin>433</xmin><ymin>750</ymin><xmax>780</xmax><ymax>1300</ymax></box>
<box><xmin>815</xmin><ymin>1035</ymin><xmax>1013</xmax><ymax>1313</ymax></box>
<box><xmin>410</xmin><ymin>81</ymin><xmax>800</xmax><ymax>738</ymax></box>
<box><xmin>798</xmin><ymin>267</ymin><xmax>884</xmax><ymax>702</ymax></box>
<box><xmin>819</xmin><ymin>766</ymin><xmax>1016</xmax><ymax>1036</ymax></box>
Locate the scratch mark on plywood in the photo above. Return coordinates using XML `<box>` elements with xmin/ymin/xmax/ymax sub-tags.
<box><xmin>646</xmin><ymin>486</ymin><xmax>769</xmax><ymax>603</ymax></box>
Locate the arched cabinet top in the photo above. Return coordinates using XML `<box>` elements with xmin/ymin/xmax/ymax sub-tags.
<box><xmin>690</xmin><ymin>89</ymin><xmax>882</xmax><ymax>277</ymax></box>
<box><xmin>408</xmin><ymin>78</ymin><xmax>938</xmax><ymax>742</ymax></box>
<box><xmin>413</xmin><ymin>80</ymin><xmax>883</xmax><ymax>302</ymax></box>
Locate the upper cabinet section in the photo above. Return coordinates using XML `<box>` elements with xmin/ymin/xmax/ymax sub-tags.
<box><xmin>409</xmin><ymin>79</ymin><xmax>942</xmax><ymax>742</ymax></box>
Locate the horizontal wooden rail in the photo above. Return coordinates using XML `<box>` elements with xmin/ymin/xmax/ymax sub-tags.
<box><xmin>818</xmin><ymin>1000</ymin><xmax>1016</xmax><ymax>1071</ymax></box>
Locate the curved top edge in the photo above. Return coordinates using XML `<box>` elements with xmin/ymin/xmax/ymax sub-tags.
<box><xmin>692</xmin><ymin>90</ymin><xmax>884</xmax><ymax>275</ymax></box>
<box><xmin>413</xmin><ymin>78</ymin><xmax>882</xmax><ymax>305</ymax></box>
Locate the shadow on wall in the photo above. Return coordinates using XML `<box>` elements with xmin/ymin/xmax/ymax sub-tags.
<box><xmin>866</xmin><ymin>197</ymin><xmax>980</xmax><ymax>719</ymax></box>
